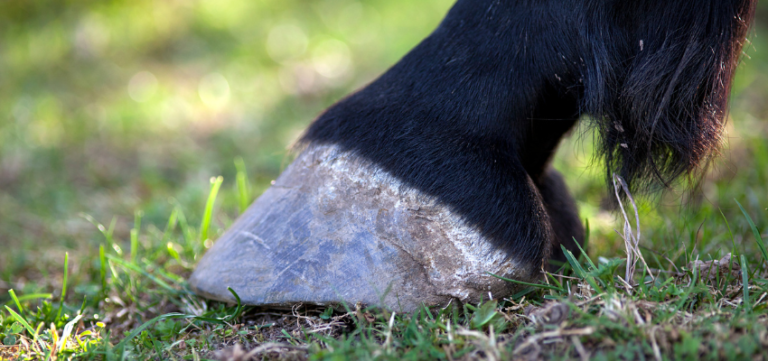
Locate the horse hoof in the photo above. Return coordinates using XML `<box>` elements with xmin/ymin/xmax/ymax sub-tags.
<box><xmin>189</xmin><ymin>144</ymin><xmax>537</xmax><ymax>312</ymax></box>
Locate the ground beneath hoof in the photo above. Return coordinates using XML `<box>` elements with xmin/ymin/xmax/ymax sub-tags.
<box><xmin>200</xmin><ymin>285</ymin><xmax>768</xmax><ymax>361</ymax></box>
<box><xmin>201</xmin><ymin>305</ymin><xmax>353</xmax><ymax>361</ymax></box>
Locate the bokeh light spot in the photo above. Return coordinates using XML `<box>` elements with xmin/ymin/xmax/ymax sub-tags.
<box><xmin>198</xmin><ymin>73</ymin><xmax>231</xmax><ymax>108</ymax></box>
<box><xmin>337</xmin><ymin>2</ymin><xmax>363</xmax><ymax>32</ymax></box>
<box><xmin>128</xmin><ymin>71</ymin><xmax>158</xmax><ymax>103</ymax></box>
<box><xmin>266</xmin><ymin>24</ymin><xmax>308</xmax><ymax>63</ymax></box>
<box><xmin>74</xmin><ymin>15</ymin><xmax>111</xmax><ymax>58</ymax></box>
<box><xmin>312</xmin><ymin>39</ymin><xmax>352</xmax><ymax>79</ymax></box>
<box><xmin>278</xmin><ymin>63</ymin><xmax>316</xmax><ymax>95</ymax></box>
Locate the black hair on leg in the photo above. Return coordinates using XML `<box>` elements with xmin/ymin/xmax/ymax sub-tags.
<box><xmin>300</xmin><ymin>0</ymin><xmax>756</xmax><ymax>270</ymax></box>
<box><xmin>537</xmin><ymin>168</ymin><xmax>584</xmax><ymax>271</ymax></box>
<box><xmin>583</xmin><ymin>0</ymin><xmax>756</xmax><ymax>193</ymax></box>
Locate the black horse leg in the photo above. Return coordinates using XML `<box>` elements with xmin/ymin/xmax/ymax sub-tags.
<box><xmin>536</xmin><ymin>168</ymin><xmax>584</xmax><ymax>271</ymax></box>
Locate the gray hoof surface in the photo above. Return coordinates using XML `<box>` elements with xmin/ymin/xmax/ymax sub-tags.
<box><xmin>189</xmin><ymin>144</ymin><xmax>535</xmax><ymax>312</ymax></box>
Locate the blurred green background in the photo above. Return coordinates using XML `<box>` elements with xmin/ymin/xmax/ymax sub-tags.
<box><xmin>1</xmin><ymin>0</ymin><xmax>767</xmax><ymax>288</ymax></box>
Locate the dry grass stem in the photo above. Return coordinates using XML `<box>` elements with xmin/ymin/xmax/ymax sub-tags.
<box><xmin>612</xmin><ymin>174</ymin><xmax>654</xmax><ymax>283</ymax></box>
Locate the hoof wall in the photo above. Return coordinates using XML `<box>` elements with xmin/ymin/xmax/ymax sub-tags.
<box><xmin>189</xmin><ymin>145</ymin><xmax>536</xmax><ymax>312</ymax></box>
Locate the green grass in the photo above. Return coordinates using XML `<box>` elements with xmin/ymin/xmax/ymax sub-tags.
<box><xmin>1</xmin><ymin>184</ymin><xmax>767</xmax><ymax>359</ymax></box>
<box><xmin>2</xmin><ymin>0</ymin><xmax>768</xmax><ymax>360</ymax></box>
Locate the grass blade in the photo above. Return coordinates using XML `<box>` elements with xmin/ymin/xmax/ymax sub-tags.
<box><xmin>130</xmin><ymin>229</ymin><xmax>139</xmax><ymax>265</ymax></box>
<box><xmin>223</xmin><ymin>287</ymin><xmax>244</xmax><ymax>322</ymax></box>
<box><xmin>161</xmin><ymin>207</ymin><xmax>180</xmax><ymax>245</ymax></box>
<box><xmin>581</xmin><ymin>219</ymin><xmax>590</xmax><ymax>261</ymax></box>
<box><xmin>176</xmin><ymin>207</ymin><xmax>196</xmax><ymax>248</ymax></box>
<box><xmin>7</xmin><ymin>289</ymin><xmax>24</xmax><ymax>315</ymax></box>
<box><xmin>58</xmin><ymin>314</ymin><xmax>84</xmax><ymax>353</ymax></box>
<box><xmin>54</xmin><ymin>252</ymin><xmax>69</xmax><ymax>324</ymax></box>
<box><xmin>741</xmin><ymin>255</ymin><xmax>751</xmax><ymax>313</ymax></box>
<box><xmin>167</xmin><ymin>242</ymin><xmax>182</xmax><ymax>263</ymax></box>
<box><xmin>99</xmin><ymin>245</ymin><xmax>107</xmax><ymax>301</ymax></box>
<box><xmin>106</xmin><ymin>216</ymin><xmax>120</xmax><ymax>255</ymax></box>
<box><xmin>740</xmin><ymin>255</ymin><xmax>752</xmax><ymax>313</ymax></box>
<box><xmin>78</xmin><ymin>296</ymin><xmax>88</xmax><ymax>316</ymax></box>
<box><xmin>130</xmin><ymin>210</ymin><xmax>143</xmax><ymax>265</ymax></box>
<box><xmin>200</xmin><ymin>176</ymin><xmax>224</xmax><ymax>245</ymax></box>
<box><xmin>736</xmin><ymin>200</ymin><xmax>768</xmax><ymax>266</ymax></box>
<box><xmin>562</xmin><ymin>245</ymin><xmax>587</xmax><ymax>278</ymax></box>
<box><xmin>487</xmin><ymin>273</ymin><xmax>562</xmax><ymax>291</ymax></box>
<box><xmin>573</xmin><ymin>236</ymin><xmax>596</xmax><ymax>271</ymax></box>
<box><xmin>4</xmin><ymin>306</ymin><xmax>36</xmax><ymax>336</ymax></box>
<box><xmin>105</xmin><ymin>254</ymin><xmax>182</xmax><ymax>295</ymax></box>
<box><xmin>720</xmin><ymin>209</ymin><xmax>738</xmax><ymax>258</ymax></box>
<box><xmin>562</xmin><ymin>245</ymin><xmax>603</xmax><ymax>292</ymax></box>
<box><xmin>3</xmin><ymin>293</ymin><xmax>53</xmax><ymax>308</ymax></box>
<box><xmin>235</xmin><ymin>157</ymin><xmax>250</xmax><ymax>214</ymax></box>
<box><xmin>134</xmin><ymin>209</ymin><xmax>143</xmax><ymax>232</ymax></box>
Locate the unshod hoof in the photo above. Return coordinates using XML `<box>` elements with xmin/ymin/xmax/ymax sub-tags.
<box><xmin>189</xmin><ymin>144</ymin><xmax>537</xmax><ymax>312</ymax></box>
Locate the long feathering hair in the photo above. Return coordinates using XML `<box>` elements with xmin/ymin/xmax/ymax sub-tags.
<box><xmin>584</xmin><ymin>0</ymin><xmax>756</xmax><ymax>193</ymax></box>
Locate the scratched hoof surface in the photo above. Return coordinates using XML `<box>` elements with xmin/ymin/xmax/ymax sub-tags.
<box><xmin>189</xmin><ymin>144</ymin><xmax>535</xmax><ymax>312</ymax></box>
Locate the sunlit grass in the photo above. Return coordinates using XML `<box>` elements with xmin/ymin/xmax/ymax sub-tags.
<box><xmin>1</xmin><ymin>172</ymin><xmax>766</xmax><ymax>359</ymax></box>
<box><xmin>2</xmin><ymin>0</ymin><xmax>768</xmax><ymax>359</ymax></box>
